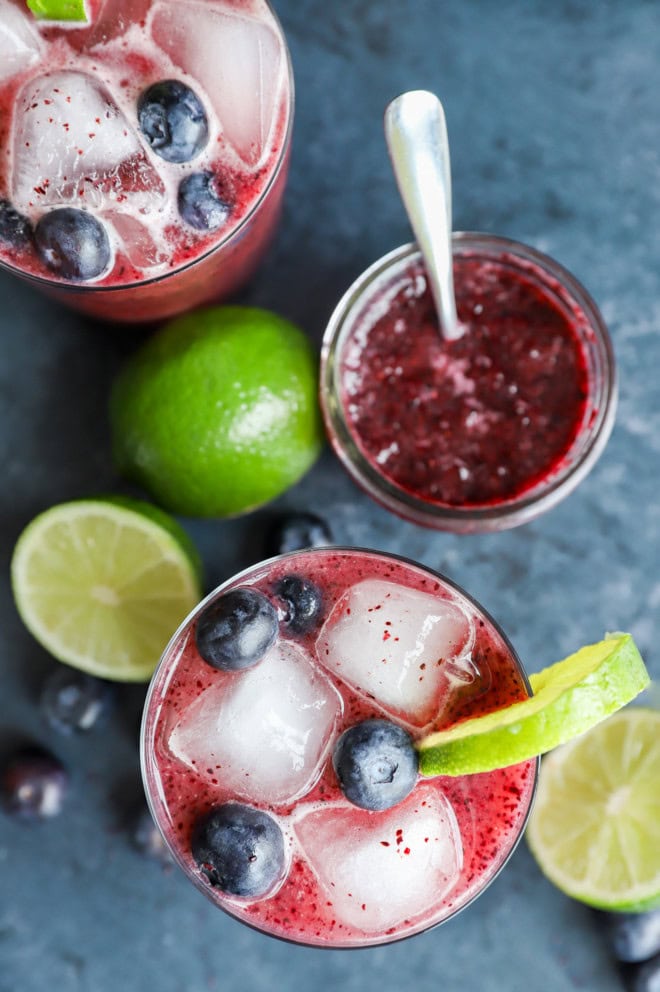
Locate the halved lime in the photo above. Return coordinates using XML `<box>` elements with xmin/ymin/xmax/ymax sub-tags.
<box><xmin>11</xmin><ymin>498</ymin><xmax>202</xmax><ymax>682</ymax></box>
<box><xmin>418</xmin><ymin>634</ymin><xmax>649</xmax><ymax>776</ymax></box>
<box><xmin>26</xmin><ymin>0</ymin><xmax>88</xmax><ymax>21</ymax></box>
<box><xmin>526</xmin><ymin>707</ymin><xmax>660</xmax><ymax>911</ymax></box>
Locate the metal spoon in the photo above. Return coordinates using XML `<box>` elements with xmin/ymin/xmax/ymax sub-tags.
<box><xmin>384</xmin><ymin>90</ymin><xmax>462</xmax><ymax>341</ymax></box>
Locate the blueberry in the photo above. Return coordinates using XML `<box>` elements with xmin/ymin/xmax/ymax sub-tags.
<box><xmin>195</xmin><ymin>587</ymin><xmax>278</xmax><ymax>671</ymax></box>
<box><xmin>191</xmin><ymin>803</ymin><xmax>286</xmax><ymax>898</ymax></box>
<box><xmin>620</xmin><ymin>953</ymin><xmax>660</xmax><ymax>992</ymax></box>
<box><xmin>133</xmin><ymin>806</ymin><xmax>174</xmax><ymax>866</ymax></box>
<box><xmin>265</xmin><ymin>512</ymin><xmax>334</xmax><ymax>557</ymax></box>
<box><xmin>602</xmin><ymin>910</ymin><xmax>660</xmax><ymax>964</ymax></box>
<box><xmin>273</xmin><ymin>574</ymin><xmax>324</xmax><ymax>634</ymax></box>
<box><xmin>0</xmin><ymin>746</ymin><xmax>68</xmax><ymax>820</ymax></box>
<box><xmin>177</xmin><ymin>172</ymin><xmax>231</xmax><ymax>231</ymax></box>
<box><xmin>0</xmin><ymin>199</ymin><xmax>32</xmax><ymax>248</ymax></box>
<box><xmin>40</xmin><ymin>667</ymin><xmax>114</xmax><ymax>734</ymax></box>
<box><xmin>333</xmin><ymin>719</ymin><xmax>419</xmax><ymax>811</ymax></box>
<box><xmin>35</xmin><ymin>208</ymin><xmax>111</xmax><ymax>281</ymax></box>
<box><xmin>138</xmin><ymin>80</ymin><xmax>209</xmax><ymax>164</ymax></box>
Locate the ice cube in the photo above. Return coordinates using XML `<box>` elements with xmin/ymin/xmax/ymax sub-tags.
<box><xmin>294</xmin><ymin>783</ymin><xmax>462</xmax><ymax>934</ymax></box>
<box><xmin>151</xmin><ymin>0</ymin><xmax>284</xmax><ymax>165</ymax></box>
<box><xmin>86</xmin><ymin>0</ymin><xmax>152</xmax><ymax>46</ymax></box>
<box><xmin>106</xmin><ymin>211</ymin><xmax>169</xmax><ymax>270</ymax></box>
<box><xmin>11</xmin><ymin>71</ymin><xmax>166</xmax><ymax>215</ymax></box>
<box><xmin>0</xmin><ymin>0</ymin><xmax>43</xmax><ymax>84</ymax></box>
<box><xmin>168</xmin><ymin>640</ymin><xmax>342</xmax><ymax>806</ymax></box>
<box><xmin>316</xmin><ymin>579</ymin><xmax>475</xmax><ymax>726</ymax></box>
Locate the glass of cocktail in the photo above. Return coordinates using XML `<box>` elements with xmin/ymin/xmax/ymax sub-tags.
<box><xmin>141</xmin><ymin>547</ymin><xmax>538</xmax><ymax>948</ymax></box>
<box><xmin>320</xmin><ymin>234</ymin><xmax>617</xmax><ymax>533</ymax></box>
<box><xmin>0</xmin><ymin>0</ymin><xmax>293</xmax><ymax>322</ymax></box>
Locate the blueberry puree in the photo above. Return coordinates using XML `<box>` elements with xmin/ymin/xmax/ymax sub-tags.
<box><xmin>340</xmin><ymin>254</ymin><xmax>591</xmax><ymax>507</ymax></box>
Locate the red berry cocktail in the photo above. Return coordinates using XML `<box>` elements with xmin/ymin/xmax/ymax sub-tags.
<box><xmin>321</xmin><ymin>235</ymin><xmax>617</xmax><ymax>531</ymax></box>
<box><xmin>141</xmin><ymin>548</ymin><xmax>537</xmax><ymax>948</ymax></box>
<box><xmin>0</xmin><ymin>0</ymin><xmax>292</xmax><ymax>322</ymax></box>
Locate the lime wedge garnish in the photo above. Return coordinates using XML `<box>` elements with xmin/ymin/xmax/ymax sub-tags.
<box><xmin>417</xmin><ymin>634</ymin><xmax>649</xmax><ymax>776</ymax></box>
<box><xmin>26</xmin><ymin>0</ymin><xmax>88</xmax><ymax>22</ymax></box>
<box><xmin>526</xmin><ymin>706</ymin><xmax>660</xmax><ymax>911</ymax></box>
<box><xmin>11</xmin><ymin>498</ymin><xmax>202</xmax><ymax>682</ymax></box>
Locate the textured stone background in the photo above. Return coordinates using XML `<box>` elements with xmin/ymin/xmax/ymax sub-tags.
<box><xmin>1</xmin><ymin>1</ymin><xmax>658</xmax><ymax>990</ymax></box>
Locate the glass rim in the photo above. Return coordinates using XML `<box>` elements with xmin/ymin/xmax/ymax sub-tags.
<box><xmin>140</xmin><ymin>545</ymin><xmax>540</xmax><ymax>950</ymax></box>
<box><xmin>0</xmin><ymin>0</ymin><xmax>295</xmax><ymax>295</ymax></box>
<box><xmin>320</xmin><ymin>233</ymin><xmax>619</xmax><ymax>533</ymax></box>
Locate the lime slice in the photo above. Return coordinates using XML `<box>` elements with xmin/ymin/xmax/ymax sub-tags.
<box><xmin>26</xmin><ymin>0</ymin><xmax>88</xmax><ymax>21</ymax></box>
<box><xmin>11</xmin><ymin>498</ymin><xmax>202</xmax><ymax>682</ymax></box>
<box><xmin>526</xmin><ymin>707</ymin><xmax>660</xmax><ymax>911</ymax></box>
<box><xmin>417</xmin><ymin>634</ymin><xmax>649</xmax><ymax>776</ymax></box>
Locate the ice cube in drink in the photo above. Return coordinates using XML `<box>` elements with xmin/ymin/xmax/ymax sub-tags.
<box><xmin>141</xmin><ymin>548</ymin><xmax>538</xmax><ymax>948</ymax></box>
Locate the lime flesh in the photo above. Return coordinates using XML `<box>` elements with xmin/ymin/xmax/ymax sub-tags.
<box><xmin>11</xmin><ymin>498</ymin><xmax>202</xmax><ymax>681</ymax></box>
<box><xmin>526</xmin><ymin>707</ymin><xmax>660</xmax><ymax>911</ymax></box>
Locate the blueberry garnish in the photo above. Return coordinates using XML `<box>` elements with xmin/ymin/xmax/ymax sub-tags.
<box><xmin>192</xmin><ymin>803</ymin><xmax>286</xmax><ymax>898</ymax></box>
<box><xmin>40</xmin><ymin>668</ymin><xmax>114</xmax><ymax>734</ymax></box>
<box><xmin>133</xmin><ymin>806</ymin><xmax>174</xmax><ymax>866</ymax></box>
<box><xmin>0</xmin><ymin>199</ymin><xmax>32</xmax><ymax>248</ymax></box>
<box><xmin>274</xmin><ymin>574</ymin><xmax>324</xmax><ymax>634</ymax></box>
<box><xmin>178</xmin><ymin>172</ymin><xmax>231</xmax><ymax>231</ymax></box>
<box><xmin>138</xmin><ymin>80</ymin><xmax>209</xmax><ymax>164</ymax></box>
<box><xmin>0</xmin><ymin>746</ymin><xmax>68</xmax><ymax>820</ymax></box>
<box><xmin>265</xmin><ymin>512</ymin><xmax>334</xmax><ymax>557</ymax></box>
<box><xmin>195</xmin><ymin>587</ymin><xmax>278</xmax><ymax>671</ymax></box>
<box><xmin>333</xmin><ymin>719</ymin><xmax>419</xmax><ymax>811</ymax></box>
<box><xmin>34</xmin><ymin>208</ymin><xmax>111</xmax><ymax>281</ymax></box>
<box><xmin>620</xmin><ymin>953</ymin><xmax>660</xmax><ymax>992</ymax></box>
<box><xmin>602</xmin><ymin>909</ymin><xmax>660</xmax><ymax>964</ymax></box>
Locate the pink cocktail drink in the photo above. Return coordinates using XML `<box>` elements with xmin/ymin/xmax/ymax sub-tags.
<box><xmin>141</xmin><ymin>548</ymin><xmax>537</xmax><ymax>948</ymax></box>
<box><xmin>0</xmin><ymin>0</ymin><xmax>292</xmax><ymax>322</ymax></box>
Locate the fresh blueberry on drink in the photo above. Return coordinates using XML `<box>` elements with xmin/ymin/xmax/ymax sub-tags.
<box><xmin>192</xmin><ymin>803</ymin><xmax>286</xmax><ymax>897</ymax></box>
<box><xmin>0</xmin><ymin>746</ymin><xmax>68</xmax><ymax>820</ymax></box>
<box><xmin>40</xmin><ymin>667</ymin><xmax>114</xmax><ymax>734</ymax></box>
<box><xmin>178</xmin><ymin>172</ymin><xmax>231</xmax><ymax>231</ymax></box>
<box><xmin>333</xmin><ymin>719</ymin><xmax>419</xmax><ymax>812</ymax></box>
<box><xmin>195</xmin><ymin>587</ymin><xmax>278</xmax><ymax>671</ymax></box>
<box><xmin>34</xmin><ymin>208</ymin><xmax>111</xmax><ymax>281</ymax></box>
<box><xmin>265</xmin><ymin>512</ymin><xmax>334</xmax><ymax>556</ymax></box>
<box><xmin>602</xmin><ymin>910</ymin><xmax>660</xmax><ymax>963</ymax></box>
<box><xmin>273</xmin><ymin>574</ymin><xmax>324</xmax><ymax>634</ymax></box>
<box><xmin>138</xmin><ymin>80</ymin><xmax>209</xmax><ymax>163</ymax></box>
<box><xmin>619</xmin><ymin>953</ymin><xmax>660</xmax><ymax>992</ymax></box>
<box><xmin>0</xmin><ymin>199</ymin><xmax>32</xmax><ymax>248</ymax></box>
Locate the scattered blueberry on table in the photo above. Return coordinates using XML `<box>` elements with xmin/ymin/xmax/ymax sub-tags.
<box><xmin>40</xmin><ymin>668</ymin><xmax>115</xmax><ymax>734</ymax></box>
<box><xmin>264</xmin><ymin>512</ymin><xmax>334</xmax><ymax>557</ymax></box>
<box><xmin>0</xmin><ymin>746</ymin><xmax>68</xmax><ymax>820</ymax></box>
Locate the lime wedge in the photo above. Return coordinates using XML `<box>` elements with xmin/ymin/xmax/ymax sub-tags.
<box><xmin>11</xmin><ymin>498</ymin><xmax>202</xmax><ymax>682</ymax></box>
<box><xmin>526</xmin><ymin>707</ymin><xmax>660</xmax><ymax>911</ymax></box>
<box><xmin>26</xmin><ymin>0</ymin><xmax>87</xmax><ymax>21</ymax></box>
<box><xmin>417</xmin><ymin>634</ymin><xmax>649</xmax><ymax>776</ymax></box>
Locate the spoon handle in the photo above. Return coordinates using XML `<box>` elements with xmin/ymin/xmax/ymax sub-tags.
<box><xmin>384</xmin><ymin>90</ymin><xmax>461</xmax><ymax>341</ymax></box>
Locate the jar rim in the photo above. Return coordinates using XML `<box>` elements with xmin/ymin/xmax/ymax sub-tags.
<box><xmin>320</xmin><ymin>233</ymin><xmax>618</xmax><ymax>533</ymax></box>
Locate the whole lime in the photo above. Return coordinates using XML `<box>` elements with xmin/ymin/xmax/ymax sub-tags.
<box><xmin>110</xmin><ymin>307</ymin><xmax>323</xmax><ymax>517</ymax></box>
